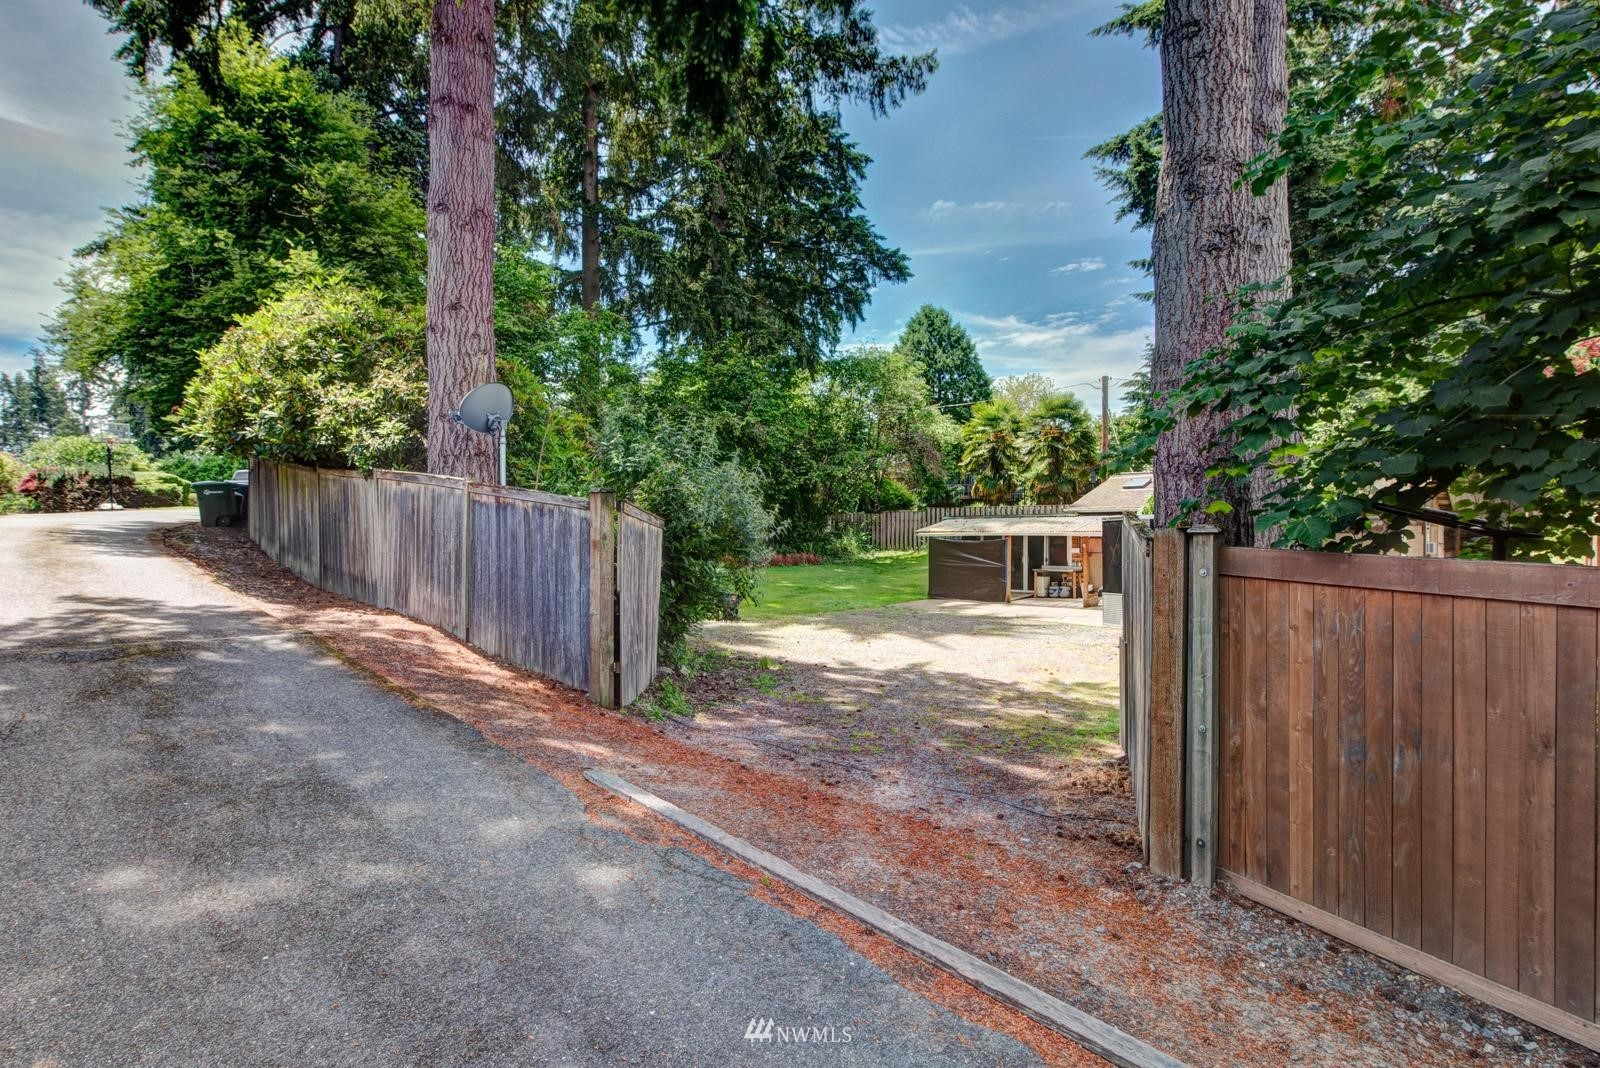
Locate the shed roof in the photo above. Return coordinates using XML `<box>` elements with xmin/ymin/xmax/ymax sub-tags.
<box><xmin>916</xmin><ymin>514</ymin><xmax>1109</xmax><ymax>538</ymax></box>
<box><xmin>1067</xmin><ymin>471</ymin><xmax>1154</xmax><ymax>514</ymax></box>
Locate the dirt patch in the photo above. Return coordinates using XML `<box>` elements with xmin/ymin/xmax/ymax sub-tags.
<box><xmin>159</xmin><ymin>524</ymin><xmax>1594</xmax><ymax>1068</ymax></box>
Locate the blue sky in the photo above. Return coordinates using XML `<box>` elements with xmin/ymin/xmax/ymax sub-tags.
<box><xmin>0</xmin><ymin>0</ymin><xmax>1158</xmax><ymax>410</ymax></box>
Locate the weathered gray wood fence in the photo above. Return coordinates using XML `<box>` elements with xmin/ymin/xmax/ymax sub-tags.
<box><xmin>1117</xmin><ymin>516</ymin><xmax>1154</xmax><ymax>850</ymax></box>
<box><xmin>834</xmin><ymin>504</ymin><xmax>1079</xmax><ymax>551</ymax></box>
<box><xmin>248</xmin><ymin>459</ymin><xmax>662</xmax><ymax>706</ymax></box>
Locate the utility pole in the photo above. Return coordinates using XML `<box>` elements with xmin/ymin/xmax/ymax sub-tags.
<box><xmin>1099</xmin><ymin>374</ymin><xmax>1111</xmax><ymax>457</ymax></box>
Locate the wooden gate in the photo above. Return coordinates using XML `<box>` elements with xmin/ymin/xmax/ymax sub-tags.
<box><xmin>1117</xmin><ymin>517</ymin><xmax>1155</xmax><ymax>848</ymax></box>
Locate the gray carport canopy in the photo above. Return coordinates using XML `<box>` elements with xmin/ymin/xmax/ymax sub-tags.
<box><xmin>914</xmin><ymin>514</ymin><xmax>1107</xmax><ymax>538</ymax></box>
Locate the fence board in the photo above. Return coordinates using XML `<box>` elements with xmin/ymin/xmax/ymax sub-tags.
<box><xmin>1392</xmin><ymin>591</ymin><xmax>1425</xmax><ymax>950</ymax></box>
<box><xmin>1211</xmin><ymin>547</ymin><xmax>1600</xmax><ymax>1048</ymax></box>
<box><xmin>1118</xmin><ymin>518</ymin><xmax>1153</xmax><ymax>848</ymax></box>
<box><xmin>383</xmin><ymin>472</ymin><xmax>467</xmax><ymax>636</ymax></box>
<box><xmin>619</xmin><ymin>508</ymin><xmax>664</xmax><ymax>706</ymax></box>
<box><xmin>1420</xmin><ymin>596</ymin><xmax>1456</xmax><ymax>960</ymax></box>
<box><xmin>1555</xmin><ymin>607</ymin><xmax>1598</xmax><ymax>1020</ymax></box>
<box><xmin>1519</xmin><ymin>604</ymin><xmax>1557</xmax><ymax>1003</ymax></box>
<box><xmin>1363</xmin><ymin>590</ymin><xmax>1395</xmax><ymax>939</ymax></box>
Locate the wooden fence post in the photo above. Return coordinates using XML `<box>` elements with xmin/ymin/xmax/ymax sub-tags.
<box><xmin>1148</xmin><ymin>526</ymin><xmax>1187</xmax><ymax>877</ymax></box>
<box><xmin>460</xmin><ymin>482</ymin><xmax>474</xmax><ymax>643</ymax></box>
<box><xmin>588</xmin><ymin>489</ymin><xmax>618</xmax><ymax>708</ymax></box>
<box><xmin>1185</xmin><ymin>527</ymin><xmax>1220</xmax><ymax>886</ymax></box>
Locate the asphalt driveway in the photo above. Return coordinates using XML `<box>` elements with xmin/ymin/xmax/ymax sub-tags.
<box><xmin>0</xmin><ymin>510</ymin><xmax>1040</xmax><ymax>1066</ymax></box>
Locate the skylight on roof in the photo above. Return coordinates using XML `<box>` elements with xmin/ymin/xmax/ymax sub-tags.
<box><xmin>1124</xmin><ymin>476</ymin><xmax>1152</xmax><ymax>489</ymax></box>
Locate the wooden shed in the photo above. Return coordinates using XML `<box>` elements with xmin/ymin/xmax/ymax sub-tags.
<box><xmin>916</xmin><ymin>514</ymin><xmax>1107</xmax><ymax>603</ymax></box>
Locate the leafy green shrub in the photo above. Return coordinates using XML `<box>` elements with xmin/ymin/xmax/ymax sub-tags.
<box><xmin>155</xmin><ymin>451</ymin><xmax>245</xmax><ymax>485</ymax></box>
<box><xmin>865</xmin><ymin>476</ymin><xmax>916</xmax><ymax>511</ymax></box>
<box><xmin>597</xmin><ymin>410</ymin><xmax>773</xmax><ymax>655</ymax></box>
<box><xmin>178</xmin><ymin>259</ymin><xmax>426</xmax><ymax>471</ymax></box>
<box><xmin>132</xmin><ymin>470</ymin><xmax>190</xmax><ymax>505</ymax></box>
<box><xmin>0</xmin><ymin>453</ymin><xmax>24</xmax><ymax>495</ymax></box>
<box><xmin>0</xmin><ymin>493</ymin><xmax>36</xmax><ymax>515</ymax></box>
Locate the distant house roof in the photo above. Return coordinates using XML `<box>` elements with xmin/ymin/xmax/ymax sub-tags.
<box><xmin>916</xmin><ymin>514</ymin><xmax>1108</xmax><ymax>538</ymax></box>
<box><xmin>1067</xmin><ymin>471</ymin><xmax>1154</xmax><ymax>515</ymax></box>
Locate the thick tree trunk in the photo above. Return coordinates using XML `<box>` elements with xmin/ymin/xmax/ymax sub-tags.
<box><xmin>1246</xmin><ymin>0</ymin><xmax>1294</xmax><ymax>546</ymax></box>
<box><xmin>426</xmin><ymin>0</ymin><xmax>499</xmax><ymax>483</ymax></box>
<box><xmin>1151</xmin><ymin>0</ymin><xmax>1290</xmax><ymax>545</ymax></box>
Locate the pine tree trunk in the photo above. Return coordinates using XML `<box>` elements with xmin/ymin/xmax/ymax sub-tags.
<box><xmin>1246</xmin><ymin>0</ymin><xmax>1294</xmax><ymax>546</ymax></box>
<box><xmin>1151</xmin><ymin>0</ymin><xmax>1290</xmax><ymax>545</ymax></box>
<box><xmin>426</xmin><ymin>0</ymin><xmax>499</xmax><ymax>483</ymax></box>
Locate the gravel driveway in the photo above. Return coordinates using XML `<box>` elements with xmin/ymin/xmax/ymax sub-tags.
<box><xmin>690</xmin><ymin>599</ymin><xmax>1129</xmax><ymax>832</ymax></box>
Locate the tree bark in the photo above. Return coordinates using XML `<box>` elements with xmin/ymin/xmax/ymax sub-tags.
<box><xmin>1151</xmin><ymin>0</ymin><xmax>1290</xmax><ymax>545</ymax></box>
<box><xmin>1246</xmin><ymin>0</ymin><xmax>1294</xmax><ymax>545</ymax></box>
<box><xmin>426</xmin><ymin>0</ymin><xmax>499</xmax><ymax>483</ymax></box>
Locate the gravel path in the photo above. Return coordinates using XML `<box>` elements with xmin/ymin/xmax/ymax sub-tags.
<box><xmin>691</xmin><ymin>600</ymin><xmax>1129</xmax><ymax>834</ymax></box>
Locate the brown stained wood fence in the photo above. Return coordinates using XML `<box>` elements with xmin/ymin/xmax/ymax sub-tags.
<box><xmin>1123</xmin><ymin>536</ymin><xmax>1600</xmax><ymax>1049</ymax></box>
<box><xmin>247</xmin><ymin>459</ymin><xmax>661</xmax><ymax>707</ymax></box>
<box><xmin>834</xmin><ymin>504</ymin><xmax>1080</xmax><ymax>551</ymax></box>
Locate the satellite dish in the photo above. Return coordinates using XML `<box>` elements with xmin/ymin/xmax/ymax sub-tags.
<box><xmin>453</xmin><ymin>382</ymin><xmax>514</xmax><ymax>433</ymax></box>
<box><xmin>449</xmin><ymin>382</ymin><xmax>515</xmax><ymax>486</ymax></box>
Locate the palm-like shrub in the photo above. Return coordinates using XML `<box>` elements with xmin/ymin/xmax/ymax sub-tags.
<box><xmin>959</xmin><ymin>399</ymin><xmax>1025</xmax><ymax>504</ymax></box>
<box><xmin>1023</xmin><ymin>395</ymin><xmax>1100</xmax><ymax>504</ymax></box>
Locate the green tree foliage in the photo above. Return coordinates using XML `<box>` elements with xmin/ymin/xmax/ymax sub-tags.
<box><xmin>991</xmin><ymin>374</ymin><xmax>1062</xmax><ymax>419</ymax></box>
<box><xmin>595</xmin><ymin>410</ymin><xmax>774</xmax><ymax>653</ymax></box>
<box><xmin>1181</xmin><ymin>0</ymin><xmax>1600</xmax><ymax>559</ymax></box>
<box><xmin>1108</xmin><ymin>363</ymin><xmax>1157</xmax><ymax>472</ymax></box>
<box><xmin>178</xmin><ymin>258</ymin><xmax>427</xmax><ymax>471</ymax></box>
<box><xmin>49</xmin><ymin>26</ymin><xmax>425</xmax><ymax>425</ymax></box>
<box><xmin>0</xmin><ymin>354</ymin><xmax>89</xmax><ymax>451</ymax></box>
<box><xmin>1023</xmin><ymin>395</ymin><xmax>1100</xmax><ymax>504</ymax></box>
<box><xmin>511</xmin><ymin>0</ymin><xmax>928</xmax><ymax>370</ymax></box>
<box><xmin>894</xmin><ymin>305</ymin><xmax>992</xmax><ymax>418</ymax></box>
<box><xmin>959</xmin><ymin>399</ymin><xmax>1025</xmax><ymax>504</ymax></box>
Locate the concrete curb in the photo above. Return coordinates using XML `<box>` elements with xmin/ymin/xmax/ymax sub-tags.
<box><xmin>585</xmin><ymin>768</ymin><xmax>1186</xmax><ymax>1068</ymax></box>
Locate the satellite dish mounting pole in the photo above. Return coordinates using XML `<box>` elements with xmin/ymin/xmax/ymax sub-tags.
<box><xmin>451</xmin><ymin>382</ymin><xmax>515</xmax><ymax>490</ymax></box>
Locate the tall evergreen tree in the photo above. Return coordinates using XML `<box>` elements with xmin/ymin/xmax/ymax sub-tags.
<box><xmin>894</xmin><ymin>306</ymin><xmax>991</xmax><ymax>419</ymax></box>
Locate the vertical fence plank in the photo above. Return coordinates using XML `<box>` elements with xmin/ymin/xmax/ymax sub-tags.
<box><xmin>1288</xmin><ymin>582</ymin><xmax>1316</xmax><ymax>901</ymax></box>
<box><xmin>1420</xmin><ymin>595</ymin><xmax>1456</xmax><ymax>960</ymax></box>
<box><xmin>1392</xmin><ymin>591</ymin><xmax>1425</xmax><ymax>950</ymax></box>
<box><xmin>1185</xmin><ymin>529</ymin><xmax>1219</xmax><ymax>886</ymax></box>
<box><xmin>1554</xmin><ymin>607</ymin><xmax>1598</xmax><ymax>1021</ymax></box>
<box><xmin>589</xmin><ymin>490</ymin><xmax>618</xmax><ymax>708</ymax></box>
<box><xmin>1364</xmin><ymin>590</ymin><xmax>1395</xmax><ymax>939</ymax></box>
<box><xmin>1485</xmin><ymin>600</ymin><xmax>1523</xmax><ymax>988</ymax></box>
<box><xmin>1519</xmin><ymin>604</ymin><xmax>1558</xmax><ymax>1004</ymax></box>
<box><xmin>1338</xmin><ymin>586</ymin><xmax>1367</xmax><ymax>925</ymax></box>
<box><xmin>1312</xmin><ymin>584</ymin><xmax>1341</xmax><ymax>912</ymax></box>
<box><xmin>1266</xmin><ymin>580</ymin><xmax>1292</xmax><ymax>893</ymax></box>
<box><xmin>1454</xmin><ymin>598</ymin><xmax>1489</xmax><ymax>974</ymax></box>
<box><xmin>1221</xmin><ymin>576</ymin><xmax>1245</xmax><ymax>875</ymax></box>
<box><xmin>1243</xmin><ymin>578</ymin><xmax>1268</xmax><ymax>885</ymax></box>
<box><xmin>1147</xmin><ymin>527</ymin><xmax>1187</xmax><ymax>878</ymax></box>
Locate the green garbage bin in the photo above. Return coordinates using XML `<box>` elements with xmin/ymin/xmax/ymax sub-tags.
<box><xmin>194</xmin><ymin>480</ymin><xmax>246</xmax><ymax>527</ymax></box>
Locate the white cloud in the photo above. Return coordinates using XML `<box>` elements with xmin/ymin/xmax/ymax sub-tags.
<box><xmin>919</xmin><ymin>198</ymin><xmax>1071</xmax><ymax>223</ymax></box>
<box><xmin>1051</xmin><ymin>257</ymin><xmax>1106</xmax><ymax>274</ymax></box>
<box><xmin>880</xmin><ymin>3</ymin><xmax>1079</xmax><ymax>57</ymax></box>
<box><xmin>958</xmin><ymin>308</ymin><xmax>1151</xmax><ymax>405</ymax></box>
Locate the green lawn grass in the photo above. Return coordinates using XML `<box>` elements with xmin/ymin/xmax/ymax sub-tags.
<box><xmin>742</xmin><ymin>550</ymin><xmax>928</xmax><ymax>619</ymax></box>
